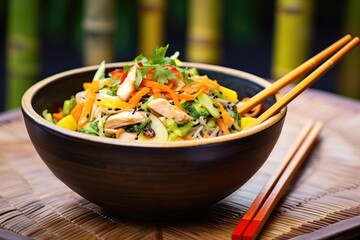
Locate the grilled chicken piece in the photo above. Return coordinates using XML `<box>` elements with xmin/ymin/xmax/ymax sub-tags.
<box><xmin>172</xmin><ymin>76</ymin><xmax>185</xmax><ymax>91</ymax></box>
<box><xmin>105</xmin><ymin>111</ymin><xmax>168</xmax><ymax>141</ymax></box>
<box><xmin>148</xmin><ymin>98</ymin><xmax>192</xmax><ymax>124</ymax></box>
<box><xmin>117</xmin><ymin>65</ymin><xmax>137</xmax><ymax>101</ymax></box>
<box><xmin>105</xmin><ymin>111</ymin><xmax>146</xmax><ymax>129</ymax></box>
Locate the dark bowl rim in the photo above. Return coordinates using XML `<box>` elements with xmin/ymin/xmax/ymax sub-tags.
<box><xmin>21</xmin><ymin>62</ymin><xmax>286</xmax><ymax>148</ymax></box>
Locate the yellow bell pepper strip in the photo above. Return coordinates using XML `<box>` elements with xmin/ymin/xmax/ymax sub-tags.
<box><xmin>57</xmin><ymin>114</ymin><xmax>78</xmax><ymax>131</ymax></box>
<box><xmin>240</xmin><ymin>117</ymin><xmax>256</xmax><ymax>130</ymax></box>
<box><xmin>219</xmin><ymin>85</ymin><xmax>238</xmax><ymax>103</ymax></box>
<box><xmin>95</xmin><ymin>97</ymin><xmax>133</xmax><ymax>110</ymax></box>
<box><xmin>77</xmin><ymin>80</ymin><xmax>99</xmax><ymax>129</ymax></box>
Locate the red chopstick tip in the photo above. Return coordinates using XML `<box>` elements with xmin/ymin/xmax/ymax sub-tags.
<box><xmin>243</xmin><ymin>220</ymin><xmax>262</xmax><ymax>240</ymax></box>
<box><xmin>232</xmin><ymin>219</ymin><xmax>251</xmax><ymax>240</ymax></box>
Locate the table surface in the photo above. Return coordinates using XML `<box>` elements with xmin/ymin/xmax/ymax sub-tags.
<box><xmin>1</xmin><ymin>88</ymin><xmax>360</xmax><ymax>240</ymax></box>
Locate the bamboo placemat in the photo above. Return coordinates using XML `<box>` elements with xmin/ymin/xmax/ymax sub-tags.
<box><xmin>1</xmin><ymin>89</ymin><xmax>360</xmax><ymax>239</ymax></box>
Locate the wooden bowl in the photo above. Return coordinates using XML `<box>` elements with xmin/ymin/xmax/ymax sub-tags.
<box><xmin>21</xmin><ymin>62</ymin><xmax>286</xmax><ymax>219</ymax></box>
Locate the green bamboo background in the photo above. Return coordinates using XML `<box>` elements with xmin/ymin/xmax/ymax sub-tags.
<box><xmin>0</xmin><ymin>0</ymin><xmax>358</xmax><ymax>111</ymax></box>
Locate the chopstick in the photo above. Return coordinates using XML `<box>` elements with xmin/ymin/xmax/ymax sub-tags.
<box><xmin>241</xmin><ymin>35</ymin><xmax>360</xmax><ymax>130</ymax></box>
<box><xmin>231</xmin><ymin>120</ymin><xmax>323</xmax><ymax>240</ymax></box>
<box><xmin>237</xmin><ymin>34</ymin><xmax>352</xmax><ymax>115</ymax></box>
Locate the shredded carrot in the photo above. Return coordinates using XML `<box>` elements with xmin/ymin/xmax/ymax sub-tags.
<box><xmin>167</xmin><ymin>82</ymin><xmax>174</xmax><ymax>89</ymax></box>
<box><xmin>143</xmin><ymin>80</ymin><xmax>182</xmax><ymax>110</ymax></box>
<box><xmin>70</xmin><ymin>102</ymin><xmax>84</xmax><ymax>122</ymax></box>
<box><xmin>183</xmin><ymin>135</ymin><xmax>195</xmax><ymax>140</ymax></box>
<box><xmin>193</xmin><ymin>89</ymin><xmax>204</xmax><ymax>98</ymax></box>
<box><xmin>53</xmin><ymin>110</ymin><xmax>64</xmax><ymax>122</ymax></box>
<box><xmin>128</xmin><ymin>87</ymin><xmax>150</xmax><ymax>106</ymax></box>
<box><xmin>78</xmin><ymin>81</ymin><xmax>99</xmax><ymax>129</ymax></box>
<box><xmin>115</xmin><ymin>128</ymin><xmax>125</xmax><ymax>139</ymax></box>
<box><xmin>83</xmin><ymin>82</ymin><xmax>92</xmax><ymax>90</ymax></box>
<box><xmin>152</xmin><ymin>88</ymin><xmax>162</xmax><ymax>98</ymax></box>
<box><xmin>216</xmin><ymin>102</ymin><xmax>234</xmax><ymax>126</ymax></box>
<box><xmin>215</xmin><ymin>118</ymin><xmax>231</xmax><ymax>135</ymax></box>
<box><xmin>192</xmin><ymin>76</ymin><xmax>220</xmax><ymax>89</ymax></box>
<box><xmin>176</xmin><ymin>93</ymin><xmax>196</xmax><ymax>101</ymax></box>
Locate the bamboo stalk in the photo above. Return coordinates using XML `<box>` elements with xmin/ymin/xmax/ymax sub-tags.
<box><xmin>186</xmin><ymin>0</ymin><xmax>222</xmax><ymax>64</ymax></box>
<box><xmin>83</xmin><ymin>0</ymin><xmax>116</xmax><ymax>66</ymax></box>
<box><xmin>337</xmin><ymin>0</ymin><xmax>360</xmax><ymax>99</ymax></box>
<box><xmin>138</xmin><ymin>0</ymin><xmax>166</xmax><ymax>57</ymax></box>
<box><xmin>115</xmin><ymin>1</ymin><xmax>136</xmax><ymax>55</ymax></box>
<box><xmin>6</xmin><ymin>0</ymin><xmax>40</xmax><ymax>109</ymax></box>
<box><xmin>271</xmin><ymin>0</ymin><xmax>313</xmax><ymax>80</ymax></box>
<box><xmin>224</xmin><ymin>0</ymin><xmax>257</xmax><ymax>43</ymax></box>
<box><xmin>46</xmin><ymin>0</ymin><xmax>71</xmax><ymax>39</ymax></box>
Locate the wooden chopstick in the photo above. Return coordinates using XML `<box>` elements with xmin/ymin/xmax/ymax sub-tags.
<box><xmin>244</xmin><ymin>36</ymin><xmax>360</xmax><ymax>130</ymax></box>
<box><xmin>231</xmin><ymin>121</ymin><xmax>323</xmax><ymax>240</ymax></box>
<box><xmin>237</xmin><ymin>34</ymin><xmax>352</xmax><ymax>115</ymax></box>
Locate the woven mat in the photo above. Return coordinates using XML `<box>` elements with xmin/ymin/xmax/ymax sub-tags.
<box><xmin>1</xmin><ymin>89</ymin><xmax>360</xmax><ymax>239</ymax></box>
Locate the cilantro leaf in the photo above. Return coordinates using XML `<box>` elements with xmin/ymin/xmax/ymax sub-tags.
<box><xmin>150</xmin><ymin>45</ymin><xmax>169</xmax><ymax>64</ymax></box>
<box><xmin>152</xmin><ymin>66</ymin><xmax>176</xmax><ymax>84</ymax></box>
<box><xmin>130</xmin><ymin>44</ymin><xmax>193</xmax><ymax>86</ymax></box>
<box><xmin>134</xmin><ymin>54</ymin><xmax>148</xmax><ymax>65</ymax></box>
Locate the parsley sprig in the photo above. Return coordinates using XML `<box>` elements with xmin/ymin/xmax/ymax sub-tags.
<box><xmin>129</xmin><ymin>45</ymin><xmax>193</xmax><ymax>87</ymax></box>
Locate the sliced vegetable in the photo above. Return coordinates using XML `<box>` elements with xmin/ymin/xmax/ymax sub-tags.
<box><xmin>77</xmin><ymin>80</ymin><xmax>99</xmax><ymax>129</ymax></box>
<box><xmin>42</xmin><ymin>109</ymin><xmax>56</xmax><ymax>123</ymax></box>
<box><xmin>63</xmin><ymin>96</ymin><xmax>77</xmax><ymax>115</ymax></box>
<box><xmin>197</xmin><ymin>92</ymin><xmax>220</xmax><ymax>118</ymax></box>
<box><xmin>93</xmin><ymin>60</ymin><xmax>106</xmax><ymax>81</ymax></box>
<box><xmin>109</xmin><ymin>69</ymin><xmax>128</xmax><ymax>84</ymax></box>
<box><xmin>95</xmin><ymin>97</ymin><xmax>133</xmax><ymax>110</ymax></box>
<box><xmin>137</xmin><ymin>113</ymin><xmax>168</xmax><ymax>141</ymax></box>
<box><xmin>128</xmin><ymin>87</ymin><xmax>150</xmax><ymax>106</ymax></box>
<box><xmin>70</xmin><ymin>102</ymin><xmax>84</xmax><ymax>122</ymax></box>
<box><xmin>53</xmin><ymin>110</ymin><xmax>64</xmax><ymax>122</ymax></box>
<box><xmin>57</xmin><ymin>115</ymin><xmax>77</xmax><ymax>131</ymax></box>
<box><xmin>216</xmin><ymin>101</ymin><xmax>234</xmax><ymax>126</ymax></box>
<box><xmin>182</xmin><ymin>101</ymin><xmax>209</xmax><ymax>118</ymax></box>
<box><xmin>215</xmin><ymin>118</ymin><xmax>231</xmax><ymax>135</ymax></box>
<box><xmin>79</xmin><ymin>118</ymin><xmax>100</xmax><ymax>135</ymax></box>
<box><xmin>219</xmin><ymin>85</ymin><xmax>238</xmax><ymax>103</ymax></box>
<box><xmin>240</xmin><ymin>117</ymin><xmax>256</xmax><ymax>130</ymax></box>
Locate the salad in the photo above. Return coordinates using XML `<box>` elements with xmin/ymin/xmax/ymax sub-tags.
<box><xmin>43</xmin><ymin>45</ymin><xmax>261</xmax><ymax>141</ymax></box>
